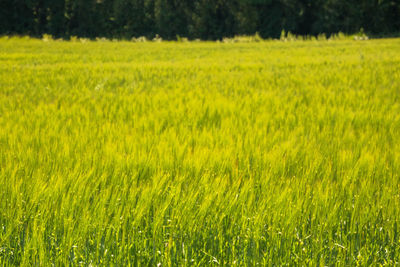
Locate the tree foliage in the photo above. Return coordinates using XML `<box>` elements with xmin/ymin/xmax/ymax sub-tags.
<box><xmin>1</xmin><ymin>0</ymin><xmax>399</xmax><ymax>39</ymax></box>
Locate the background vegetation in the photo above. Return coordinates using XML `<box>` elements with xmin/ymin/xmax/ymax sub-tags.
<box><xmin>1</xmin><ymin>0</ymin><xmax>400</xmax><ymax>40</ymax></box>
<box><xmin>1</xmin><ymin>37</ymin><xmax>400</xmax><ymax>265</ymax></box>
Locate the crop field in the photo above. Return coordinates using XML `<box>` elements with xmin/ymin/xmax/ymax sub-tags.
<box><xmin>0</xmin><ymin>37</ymin><xmax>400</xmax><ymax>266</ymax></box>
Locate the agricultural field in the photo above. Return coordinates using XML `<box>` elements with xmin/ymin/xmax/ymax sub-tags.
<box><xmin>0</xmin><ymin>37</ymin><xmax>400</xmax><ymax>266</ymax></box>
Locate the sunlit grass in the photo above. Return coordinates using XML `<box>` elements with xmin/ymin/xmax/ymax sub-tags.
<box><xmin>0</xmin><ymin>37</ymin><xmax>400</xmax><ymax>265</ymax></box>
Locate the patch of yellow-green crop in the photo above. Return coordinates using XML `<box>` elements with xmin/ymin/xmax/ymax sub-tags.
<box><xmin>1</xmin><ymin>37</ymin><xmax>400</xmax><ymax>266</ymax></box>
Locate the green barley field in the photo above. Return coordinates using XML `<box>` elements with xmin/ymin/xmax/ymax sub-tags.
<box><xmin>1</xmin><ymin>37</ymin><xmax>400</xmax><ymax>266</ymax></box>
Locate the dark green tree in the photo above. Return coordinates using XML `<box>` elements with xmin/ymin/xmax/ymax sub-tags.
<box><xmin>66</xmin><ymin>0</ymin><xmax>98</xmax><ymax>37</ymax></box>
<box><xmin>154</xmin><ymin>0</ymin><xmax>192</xmax><ymax>39</ymax></box>
<box><xmin>1</xmin><ymin>0</ymin><xmax>399</xmax><ymax>39</ymax></box>
<box><xmin>190</xmin><ymin>0</ymin><xmax>236</xmax><ymax>40</ymax></box>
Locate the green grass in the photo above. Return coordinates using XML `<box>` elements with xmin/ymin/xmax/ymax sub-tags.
<box><xmin>1</xmin><ymin>37</ymin><xmax>400</xmax><ymax>266</ymax></box>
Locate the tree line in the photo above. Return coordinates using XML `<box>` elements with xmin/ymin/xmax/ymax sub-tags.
<box><xmin>1</xmin><ymin>0</ymin><xmax>399</xmax><ymax>40</ymax></box>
